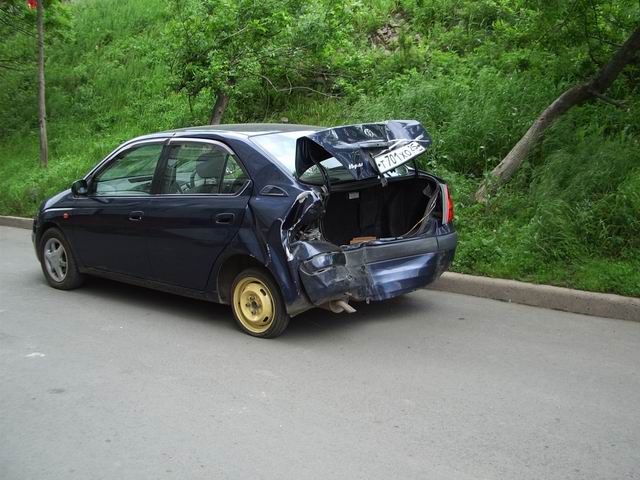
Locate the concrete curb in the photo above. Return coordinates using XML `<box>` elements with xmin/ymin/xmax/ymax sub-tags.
<box><xmin>1</xmin><ymin>215</ymin><xmax>638</xmax><ymax>322</ymax></box>
<box><xmin>0</xmin><ymin>215</ymin><xmax>32</xmax><ymax>229</ymax></box>
<box><xmin>428</xmin><ymin>272</ymin><xmax>639</xmax><ymax>322</ymax></box>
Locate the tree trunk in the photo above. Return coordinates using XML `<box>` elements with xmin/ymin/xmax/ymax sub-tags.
<box><xmin>475</xmin><ymin>25</ymin><xmax>640</xmax><ymax>203</ymax></box>
<box><xmin>209</xmin><ymin>92</ymin><xmax>230</xmax><ymax>125</ymax></box>
<box><xmin>37</xmin><ymin>0</ymin><xmax>48</xmax><ymax>167</ymax></box>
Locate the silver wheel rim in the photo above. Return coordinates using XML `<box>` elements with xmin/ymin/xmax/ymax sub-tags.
<box><xmin>44</xmin><ymin>238</ymin><xmax>68</xmax><ymax>282</ymax></box>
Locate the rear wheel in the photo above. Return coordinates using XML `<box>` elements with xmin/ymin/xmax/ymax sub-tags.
<box><xmin>230</xmin><ymin>268</ymin><xmax>289</xmax><ymax>338</ymax></box>
<box><xmin>40</xmin><ymin>228</ymin><xmax>85</xmax><ymax>290</ymax></box>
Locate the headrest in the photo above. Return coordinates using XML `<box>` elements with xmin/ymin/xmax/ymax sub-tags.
<box><xmin>196</xmin><ymin>150</ymin><xmax>226</xmax><ymax>178</ymax></box>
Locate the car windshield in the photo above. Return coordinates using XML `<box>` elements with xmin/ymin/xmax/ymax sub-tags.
<box><xmin>250</xmin><ymin>131</ymin><xmax>414</xmax><ymax>184</ymax></box>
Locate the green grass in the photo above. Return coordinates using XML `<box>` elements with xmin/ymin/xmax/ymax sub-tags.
<box><xmin>0</xmin><ymin>0</ymin><xmax>638</xmax><ymax>297</ymax></box>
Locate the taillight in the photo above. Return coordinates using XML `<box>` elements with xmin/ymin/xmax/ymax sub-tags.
<box><xmin>443</xmin><ymin>184</ymin><xmax>454</xmax><ymax>223</ymax></box>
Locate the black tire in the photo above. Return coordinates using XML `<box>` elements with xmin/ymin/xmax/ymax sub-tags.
<box><xmin>39</xmin><ymin>228</ymin><xmax>85</xmax><ymax>290</ymax></box>
<box><xmin>230</xmin><ymin>267</ymin><xmax>289</xmax><ymax>338</ymax></box>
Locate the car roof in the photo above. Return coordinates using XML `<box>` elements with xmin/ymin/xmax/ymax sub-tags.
<box><xmin>152</xmin><ymin>123</ymin><xmax>322</xmax><ymax>138</ymax></box>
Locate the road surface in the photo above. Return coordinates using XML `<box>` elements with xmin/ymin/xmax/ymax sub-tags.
<box><xmin>1</xmin><ymin>226</ymin><xmax>639</xmax><ymax>479</ymax></box>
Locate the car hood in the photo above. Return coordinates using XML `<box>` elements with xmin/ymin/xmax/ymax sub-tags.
<box><xmin>295</xmin><ymin>120</ymin><xmax>432</xmax><ymax>181</ymax></box>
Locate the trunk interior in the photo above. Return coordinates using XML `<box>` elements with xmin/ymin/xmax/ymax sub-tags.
<box><xmin>321</xmin><ymin>177</ymin><xmax>440</xmax><ymax>246</ymax></box>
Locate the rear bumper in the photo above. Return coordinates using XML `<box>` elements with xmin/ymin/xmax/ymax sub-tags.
<box><xmin>298</xmin><ymin>232</ymin><xmax>457</xmax><ymax>305</ymax></box>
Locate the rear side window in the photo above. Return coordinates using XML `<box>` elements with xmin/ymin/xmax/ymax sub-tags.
<box><xmin>221</xmin><ymin>156</ymin><xmax>249</xmax><ymax>194</ymax></box>
<box><xmin>158</xmin><ymin>142</ymin><xmax>249</xmax><ymax>195</ymax></box>
<box><xmin>92</xmin><ymin>144</ymin><xmax>163</xmax><ymax>196</ymax></box>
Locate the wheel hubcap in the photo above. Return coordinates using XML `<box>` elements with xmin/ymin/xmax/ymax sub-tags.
<box><xmin>43</xmin><ymin>238</ymin><xmax>68</xmax><ymax>282</ymax></box>
<box><xmin>233</xmin><ymin>277</ymin><xmax>274</xmax><ymax>334</ymax></box>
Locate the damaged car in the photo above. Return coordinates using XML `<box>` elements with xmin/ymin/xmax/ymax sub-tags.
<box><xmin>33</xmin><ymin>120</ymin><xmax>457</xmax><ymax>337</ymax></box>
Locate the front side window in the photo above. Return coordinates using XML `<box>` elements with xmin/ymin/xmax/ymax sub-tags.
<box><xmin>92</xmin><ymin>143</ymin><xmax>163</xmax><ymax>196</ymax></box>
<box><xmin>159</xmin><ymin>142</ymin><xmax>249</xmax><ymax>195</ymax></box>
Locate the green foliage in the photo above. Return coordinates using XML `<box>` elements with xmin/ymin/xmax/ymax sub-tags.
<box><xmin>449</xmin><ymin>126</ymin><xmax>640</xmax><ymax>296</ymax></box>
<box><xmin>0</xmin><ymin>0</ymin><xmax>638</xmax><ymax>296</ymax></box>
<box><xmin>167</xmin><ymin>0</ymin><xmax>359</xmax><ymax>122</ymax></box>
<box><xmin>0</xmin><ymin>0</ymin><xmax>71</xmax><ymax>134</ymax></box>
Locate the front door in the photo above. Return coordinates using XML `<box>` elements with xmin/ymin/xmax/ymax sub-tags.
<box><xmin>143</xmin><ymin>139</ymin><xmax>252</xmax><ymax>291</ymax></box>
<box><xmin>70</xmin><ymin>141</ymin><xmax>165</xmax><ymax>278</ymax></box>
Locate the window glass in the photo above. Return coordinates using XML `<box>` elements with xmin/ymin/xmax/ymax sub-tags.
<box><xmin>299</xmin><ymin>158</ymin><xmax>412</xmax><ymax>184</ymax></box>
<box><xmin>221</xmin><ymin>156</ymin><xmax>249</xmax><ymax>194</ymax></box>
<box><xmin>250</xmin><ymin>131</ymin><xmax>314</xmax><ymax>172</ymax></box>
<box><xmin>93</xmin><ymin>144</ymin><xmax>163</xmax><ymax>196</ymax></box>
<box><xmin>158</xmin><ymin>142</ymin><xmax>248</xmax><ymax>194</ymax></box>
<box><xmin>250</xmin><ymin>132</ymin><xmax>415</xmax><ymax>184</ymax></box>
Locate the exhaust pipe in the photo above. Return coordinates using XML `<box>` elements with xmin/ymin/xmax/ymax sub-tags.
<box><xmin>328</xmin><ymin>299</ymin><xmax>356</xmax><ymax>314</ymax></box>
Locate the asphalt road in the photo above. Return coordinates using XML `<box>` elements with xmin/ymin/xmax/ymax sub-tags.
<box><xmin>1</xmin><ymin>226</ymin><xmax>639</xmax><ymax>480</ymax></box>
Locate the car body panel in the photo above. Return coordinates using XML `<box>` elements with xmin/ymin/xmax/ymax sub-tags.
<box><xmin>143</xmin><ymin>192</ymin><xmax>251</xmax><ymax>290</ymax></box>
<box><xmin>68</xmin><ymin>195</ymin><xmax>153</xmax><ymax>277</ymax></box>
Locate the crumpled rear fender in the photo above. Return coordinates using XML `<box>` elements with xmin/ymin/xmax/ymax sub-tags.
<box><xmin>214</xmin><ymin>188</ymin><xmax>322</xmax><ymax>316</ymax></box>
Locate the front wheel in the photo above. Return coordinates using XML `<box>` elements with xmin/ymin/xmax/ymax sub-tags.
<box><xmin>40</xmin><ymin>228</ymin><xmax>85</xmax><ymax>290</ymax></box>
<box><xmin>230</xmin><ymin>268</ymin><xmax>289</xmax><ymax>338</ymax></box>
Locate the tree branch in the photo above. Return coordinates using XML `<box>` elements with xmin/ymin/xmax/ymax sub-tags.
<box><xmin>0</xmin><ymin>7</ymin><xmax>35</xmax><ymax>37</ymax></box>
<box><xmin>589</xmin><ymin>25</ymin><xmax>640</xmax><ymax>92</ymax></box>
<box><xmin>258</xmin><ymin>73</ymin><xmax>339</xmax><ymax>98</ymax></box>
<box><xmin>589</xmin><ymin>89</ymin><xmax>626</xmax><ymax>108</ymax></box>
<box><xmin>475</xmin><ymin>24</ymin><xmax>640</xmax><ymax>203</ymax></box>
<box><xmin>0</xmin><ymin>62</ymin><xmax>25</xmax><ymax>71</ymax></box>
<box><xmin>219</xmin><ymin>24</ymin><xmax>252</xmax><ymax>43</ymax></box>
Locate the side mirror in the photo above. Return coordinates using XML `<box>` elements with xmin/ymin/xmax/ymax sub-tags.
<box><xmin>71</xmin><ymin>179</ymin><xmax>88</xmax><ymax>196</ymax></box>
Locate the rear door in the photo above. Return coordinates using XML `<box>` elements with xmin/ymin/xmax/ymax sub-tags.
<box><xmin>143</xmin><ymin>139</ymin><xmax>252</xmax><ymax>291</ymax></box>
<box><xmin>70</xmin><ymin>140</ymin><xmax>165</xmax><ymax>277</ymax></box>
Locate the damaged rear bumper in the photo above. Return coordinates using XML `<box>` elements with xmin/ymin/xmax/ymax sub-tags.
<box><xmin>297</xmin><ymin>231</ymin><xmax>457</xmax><ymax>306</ymax></box>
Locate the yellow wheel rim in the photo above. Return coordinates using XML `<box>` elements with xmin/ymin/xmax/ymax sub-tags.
<box><xmin>233</xmin><ymin>276</ymin><xmax>275</xmax><ymax>334</ymax></box>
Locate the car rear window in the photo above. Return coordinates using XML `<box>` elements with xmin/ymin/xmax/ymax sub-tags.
<box><xmin>250</xmin><ymin>132</ymin><xmax>413</xmax><ymax>184</ymax></box>
<box><xmin>250</xmin><ymin>131</ymin><xmax>312</xmax><ymax>173</ymax></box>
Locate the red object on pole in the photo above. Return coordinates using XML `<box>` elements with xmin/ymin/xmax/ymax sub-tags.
<box><xmin>27</xmin><ymin>0</ymin><xmax>37</xmax><ymax>9</ymax></box>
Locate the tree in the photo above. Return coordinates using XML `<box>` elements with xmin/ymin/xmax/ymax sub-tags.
<box><xmin>168</xmin><ymin>0</ymin><xmax>349</xmax><ymax>124</ymax></box>
<box><xmin>475</xmin><ymin>13</ymin><xmax>640</xmax><ymax>202</ymax></box>
<box><xmin>36</xmin><ymin>0</ymin><xmax>47</xmax><ymax>167</ymax></box>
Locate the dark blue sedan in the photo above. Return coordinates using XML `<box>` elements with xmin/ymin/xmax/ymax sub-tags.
<box><xmin>33</xmin><ymin>120</ymin><xmax>457</xmax><ymax>337</ymax></box>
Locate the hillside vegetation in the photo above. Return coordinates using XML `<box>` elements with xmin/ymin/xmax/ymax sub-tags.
<box><xmin>0</xmin><ymin>0</ymin><xmax>638</xmax><ymax>296</ymax></box>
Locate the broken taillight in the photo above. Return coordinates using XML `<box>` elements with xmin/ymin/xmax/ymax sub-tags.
<box><xmin>444</xmin><ymin>184</ymin><xmax>454</xmax><ymax>223</ymax></box>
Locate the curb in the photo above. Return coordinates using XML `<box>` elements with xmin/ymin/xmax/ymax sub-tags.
<box><xmin>428</xmin><ymin>272</ymin><xmax>639</xmax><ymax>322</ymax></box>
<box><xmin>0</xmin><ymin>215</ymin><xmax>32</xmax><ymax>229</ymax></box>
<box><xmin>1</xmin><ymin>215</ymin><xmax>638</xmax><ymax>322</ymax></box>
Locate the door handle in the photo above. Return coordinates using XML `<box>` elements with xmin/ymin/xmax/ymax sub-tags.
<box><xmin>215</xmin><ymin>213</ymin><xmax>235</xmax><ymax>224</ymax></box>
<box><xmin>128</xmin><ymin>210</ymin><xmax>144</xmax><ymax>222</ymax></box>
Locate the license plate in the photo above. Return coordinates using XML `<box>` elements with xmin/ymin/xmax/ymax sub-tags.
<box><xmin>373</xmin><ymin>141</ymin><xmax>426</xmax><ymax>174</ymax></box>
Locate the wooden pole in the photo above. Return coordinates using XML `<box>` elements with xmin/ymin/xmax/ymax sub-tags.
<box><xmin>37</xmin><ymin>0</ymin><xmax>48</xmax><ymax>167</ymax></box>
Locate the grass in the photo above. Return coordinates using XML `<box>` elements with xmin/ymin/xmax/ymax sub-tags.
<box><xmin>0</xmin><ymin>0</ymin><xmax>638</xmax><ymax>297</ymax></box>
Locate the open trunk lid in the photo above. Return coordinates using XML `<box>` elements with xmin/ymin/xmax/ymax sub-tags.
<box><xmin>295</xmin><ymin>120</ymin><xmax>432</xmax><ymax>181</ymax></box>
